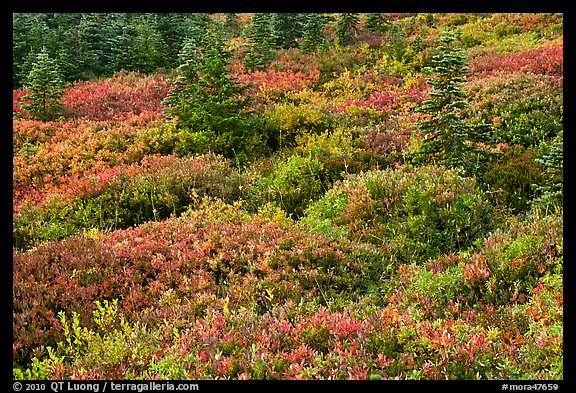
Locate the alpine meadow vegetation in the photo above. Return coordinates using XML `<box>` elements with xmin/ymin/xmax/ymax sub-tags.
<box><xmin>13</xmin><ymin>12</ymin><xmax>562</xmax><ymax>382</ymax></box>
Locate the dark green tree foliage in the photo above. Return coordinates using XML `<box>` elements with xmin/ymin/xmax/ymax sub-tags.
<box><xmin>17</xmin><ymin>50</ymin><xmax>42</xmax><ymax>91</ymax></box>
<box><xmin>109</xmin><ymin>13</ymin><xmax>169</xmax><ymax>73</ymax></box>
<box><xmin>177</xmin><ymin>37</ymin><xmax>202</xmax><ymax>81</ymax></box>
<box><xmin>270</xmin><ymin>13</ymin><xmax>303</xmax><ymax>49</ymax></box>
<box><xmin>364</xmin><ymin>13</ymin><xmax>388</xmax><ymax>32</ymax></box>
<box><xmin>162</xmin><ymin>31</ymin><xmax>256</xmax><ymax>160</ymax></box>
<box><xmin>107</xmin><ymin>13</ymin><xmax>137</xmax><ymax>72</ymax></box>
<box><xmin>20</xmin><ymin>47</ymin><xmax>64</xmax><ymax>121</ymax></box>
<box><xmin>52</xmin><ymin>14</ymin><xmax>85</xmax><ymax>82</ymax></box>
<box><xmin>386</xmin><ymin>23</ymin><xmax>409</xmax><ymax>61</ymax></box>
<box><xmin>12</xmin><ymin>13</ymin><xmax>175</xmax><ymax>86</ymax></box>
<box><xmin>12</xmin><ymin>13</ymin><xmax>226</xmax><ymax>87</ymax></box>
<box><xmin>243</xmin><ymin>13</ymin><xmax>276</xmax><ymax>71</ymax></box>
<box><xmin>414</xmin><ymin>30</ymin><xmax>492</xmax><ymax>176</ymax></box>
<box><xmin>106</xmin><ymin>14</ymin><xmax>154</xmax><ymax>73</ymax></box>
<box><xmin>162</xmin><ymin>36</ymin><xmax>201</xmax><ymax>113</ymax></box>
<box><xmin>155</xmin><ymin>13</ymin><xmax>190</xmax><ymax>69</ymax></box>
<box><xmin>301</xmin><ymin>13</ymin><xmax>326</xmax><ymax>53</ymax></box>
<box><xmin>532</xmin><ymin>131</ymin><xmax>563</xmax><ymax>211</ymax></box>
<box><xmin>13</xmin><ymin>13</ymin><xmax>50</xmax><ymax>88</ymax></box>
<box><xmin>184</xmin><ymin>13</ymin><xmax>218</xmax><ymax>47</ymax></box>
<box><xmin>12</xmin><ymin>14</ymin><xmax>35</xmax><ymax>77</ymax></box>
<box><xmin>162</xmin><ymin>36</ymin><xmax>202</xmax><ymax>113</ymax></box>
<box><xmin>32</xmin><ymin>13</ymin><xmax>84</xmax><ymax>83</ymax></box>
<box><xmin>129</xmin><ymin>14</ymin><xmax>169</xmax><ymax>73</ymax></box>
<box><xmin>336</xmin><ymin>13</ymin><xmax>360</xmax><ymax>46</ymax></box>
<box><xmin>76</xmin><ymin>14</ymin><xmax>109</xmax><ymax>78</ymax></box>
<box><xmin>223</xmin><ymin>13</ymin><xmax>241</xmax><ymax>37</ymax></box>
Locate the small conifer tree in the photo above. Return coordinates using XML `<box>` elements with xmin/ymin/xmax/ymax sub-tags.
<box><xmin>271</xmin><ymin>13</ymin><xmax>302</xmax><ymax>49</ymax></box>
<box><xmin>414</xmin><ymin>30</ymin><xmax>492</xmax><ymax>176</ymax></box>
<box><xmin>532</xmin><ymin>131</ymin><xmax>563</xmax><ymax>212</ymax></box>
<box><xmin>224</xmin><ymin>13</ymin><xmax>240</xmax><ymax>37</ymax></box>
<box><xmin>301</xmin><ymin>13</ymin><xmax>326</xmax><ymax>53</ymax></box>
<box><xmin>20</xmin><ymin>47</ymin><xmax>64</xmax><ymax>121</ymax></box>
<box><xmin>364</xmin><ymin>13</ymin><xmax>388</xmax><ymax>32</ymax></box>
<box><xmin>336</xmin><ymin>13</ymin><xmax>360</xmax><ymax>46</ymax></box>
<box><xmin>162</xmin><ymin>31</ymin><xmax>256</xmax><ymax>160</ymax></box>
<box><xmin>243</xmin><ymin>13</ymin><xmax>275</xmax><ymax>71</ymax></box>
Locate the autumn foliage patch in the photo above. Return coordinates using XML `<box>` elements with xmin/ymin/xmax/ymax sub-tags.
<box><xmin>12</xmin><ymin>12</ymin><xmax>562</xmax><ymax>381</ymax></box>
<box><xmin>469</xmin><ymin>44</ymin><xmax>563</xmax><ymax>80</ymax></box>
<box><xmin>13</xmin><ymin>208</ymin><xmax>562</xmax><ymax>379</ymax></box>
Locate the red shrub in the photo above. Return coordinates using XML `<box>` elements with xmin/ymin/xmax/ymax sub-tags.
<box><xmin>60</xmin><ymin>71</ymin><xmax>171</xmax><ymax>122</ymax></box>
<box><xmin>13</xmin><ymin>118</ymin><xmax>165</xmax><ymax>209</ymax></box>
<box><xmin>13</xmin><ymin>88</ymin><xmax>30</xmax><ymax>115</ymax></box>
<box><xmin>469</xmin><ymin>44</ymin><xmax>563</xmax><ymax>80</ymax></box>
<box><xmin>233</xmin><ymin>69</ymin><xmax>320</xmax><ymax>100</ymax></box>
<box><xmin>13</xmin><ymin>212</ymin><xmax>385</xmax><ymax>367</ymax></box>
<box><xmin>338</xmin><ymin>84</ymin><xmax>428</xmax><ymax>113</ymax></box>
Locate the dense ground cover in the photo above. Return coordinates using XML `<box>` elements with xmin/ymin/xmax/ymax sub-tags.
<box><xmin>13</xmin><ymin>13</ymin><xmax>562</xmax><ymax>380</ymax></box>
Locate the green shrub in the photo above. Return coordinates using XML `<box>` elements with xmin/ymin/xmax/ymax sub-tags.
<box><xmin>302</xmin><ymin>164</ymin><xmax>494</xmax><ymax>265</ymax></box>
<box><xmin>13</xmin><ymin>154</ymin><xmax>245</xmax><ymax>250</ymax></box>
<box><xmin>264</xmin><ymin>102</ymin><xmax>329</xmax><ymax>150</ymax></box>
<box><xmin>13</xmin><ymin>196</ymin><xmax>78</xmax><ymax>250</ymax></box>
<box><xmin>531</xmin><ymin>132</ymin><xmax>563</xmax><ymax>213</ymax></box>
<box><xmin>480</xmin><ymin>146</ymin><xmax>546</xmax><ymax>213</ymax></box>
<box><xmin>480</xmin><ymin>210</ymin><xmax>563</xmax><ymax>306</ymax></box>
<box><xmin>256</xmin><ymin>153</ymin><xmax>328</xmax><ymax>219</ymax></box>
<box><xmin>464</xmin><ymin>72</ymin><xmax>563</xmax><ymax>148</ymax></box>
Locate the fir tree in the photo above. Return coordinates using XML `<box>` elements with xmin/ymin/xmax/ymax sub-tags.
<box><xmin>48</xmin><ymin>13</ymin><xmax>84</xmax><ymax>82</ymax></box>
<box><xmin>184</xmin><ymin>13</ymin><xmax>217</xmax><ymax>48</ymax></box>
<box><xmin>532</xmin><ymin>131</ymin><xmax>563</xmax><ymax>212</ymax></box>
<box><xmin>106</xmin><ymin>14</ymin><xmax>168</xmax><ymax>74</ymax></box>
<box><xmin>76</xmin><ymin>13</ymin><xmax>110</xmax><ymax>78</ymax></box>
<box><xmin>13</xmin><ymin>13</ymin><xmax>50</xmax><ymax>88</ymax></box>
<box><xmin>336</xmin><ymin>13</ymin><xmax>360</xmax><ymax>46</ymax></box>
<box><xmin>223</xmin><ymin>13</ymin><xmax>241</xmax><ymax>37</ymax></box>
<box><xmin>162</xmin><ymin>36</ymin><xmax>201</xmax><ymax>111</ymax></box>
<box><xmin>107</xmin><ymin>13</ymin><xmax>136</xmax><ymax>72</ymax></box>
<box><xmin>301</xmin><ymin>13</ymin><xmax>326</xmax><ymax>53</ymax></box>
<box><xmin>131</xmin><ymin>14</ymin><xmax>169</xmax><ymax>73</ymax></box>
<box><xmin>40</xmin><ymin>13</ymin><xmax>83</xmax><ymax>82</ymax></box>
<box><xmin>20</xmin><ymin>47</ymin><xmax>64</xmax><ymax>121</ymax></box>
<box><xmin>413</xmin><ymin>30</ymin><xmax>492</xmax><ymax>176</ymax></box>
<box><xmin>243</xmin><ymin>13</ymin><xmax>275</xmax><ymax>71</ymax></box>
<box><xmin>270</xmin><ymin>13</ymin><xmax>302</xmax><ymax>49</ymax></box>
<box><xmin>364</xmin><ymin>13</ymin><xmax>388</xmax><ymax>32</ymax></box>
<box><xmin>386</xmin><ymin>23</ymin><xmax>408</xmax><ymax>61</ymax></box>
<box><xmin>163</xmin><ymin>31</ymin><xmax>256</xmax><ymax>159</ymax></box>
<box><xmin>155</xmin><ymin>13</ymin><xmax>189</xmax><ymax>69</ymax></box>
